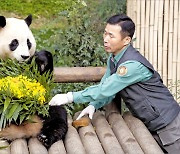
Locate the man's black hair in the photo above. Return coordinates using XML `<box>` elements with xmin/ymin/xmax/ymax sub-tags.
<box><xmin>107</xmin><ymin>14</ymin><xmax>135</xmax><ymax>39</ymax></box>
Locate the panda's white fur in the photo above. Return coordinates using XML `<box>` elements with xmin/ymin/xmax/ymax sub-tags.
<box><xmin>0</xmin><ymin>15</ymin><xmax>41</xmax><ymax>139</ymax></box>
<box><xmin>0</xmin><ymin>15</ymin><xmax>68</xmax><ymax>148</ymax></box>
<box><xmin>0</xmin><ymin>16</ymin><xmax>36</xmax><ymax>62</ymax></box>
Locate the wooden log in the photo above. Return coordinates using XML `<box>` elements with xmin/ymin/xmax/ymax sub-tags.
<box><xmin>104</xmin><ymin>101</ymin><xmax>120</xmax><ymax>118</ymax></box>
<box><xmin>73</xmin><ymin>112</ymin><xmax>105</xmax><ymax>154</ymax></box>
<box><xmin>105</xmin><ymin>102</ymin><xmax>144</xmax><ymax>154</ymax></box>
<box><xmin>48</xmin><ymin>140</ymin><xmax>66</xmax><ymax>154</ymax></box>
<box><xmin>92</xmin><ymin>111</ymin><xmax>124</xmax><ymax>154</ymax></box>
<box><xmin>28</xmin><ymin>138</ymin><xmax>48</xmax><ymax>154</ymax></box>
<box><xmin>64</xmin><ymin>115</ymin><xmax>86</xmax><ymax>154</ymax></box>
<box><xmin>10</xmin><ymin>139</ymin><xmax>29</xmax><ymax>154</ymax></box>
<box><xmin>78</xmin><ymin>122</ymin><xmax>105</xmax><ymax>154</ymax></box>
<box><xmin>53</xmin><ymin>67</ymin><xmax>106</xmax><ymax>83</ymax></box>
<box><xmin>123</xmin><ymin>112</ymin><xmax>164</xmax><ymax>154</ymax></box>
<box><xmin>0</xmin><ymin>139</ymin><xmax>10</xmax><ymax>154</ymax></box>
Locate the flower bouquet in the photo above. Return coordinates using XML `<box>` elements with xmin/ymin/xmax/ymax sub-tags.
<box><xmin>0</xmin><ymin>58</ymin><xmax>55</xmax><ymax>129</ymax></box>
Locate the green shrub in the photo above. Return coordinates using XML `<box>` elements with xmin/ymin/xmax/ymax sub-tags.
<box><xmin>97</xmin><ymin>0</ymin><xmax>127</xmax><ymax>21</ymax></box>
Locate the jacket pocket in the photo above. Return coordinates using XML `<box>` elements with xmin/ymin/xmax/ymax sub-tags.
<box><xmin>157</xmin><ymin>112</ymin><xmax>180</xmax><ymax>145</ymax></box>
<box><xmin>130</xmin><ymin>99</ymin><xmax>160</xmax><ymax>124</ymax></box>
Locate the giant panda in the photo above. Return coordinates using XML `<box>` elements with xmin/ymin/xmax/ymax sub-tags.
<box><xmin>0</xmin><ymin>15</ymin><xmax>68</xmax><ymax>148</ymax></box>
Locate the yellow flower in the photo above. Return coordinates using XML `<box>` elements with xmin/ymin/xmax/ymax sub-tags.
<box><xmin>0</xmin><ymin>75</ymin><xmax>46</xmax><ymax>104</ymax></box>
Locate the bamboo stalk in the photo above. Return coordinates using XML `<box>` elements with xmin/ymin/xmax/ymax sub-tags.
<box><xmin>153</xmin><ymin>0</ymin><xmax>159</xmax><ymax>70</ymax></box>
<box><xmin>145</xmin><ymin>0</ymin><xmax>150</xmax><ymax>59</ymax></box>
<box><xmin>127</xmin><ymin>0</ymin><xmax>135</xmax><ymax>20</ymax></box>
<box><xmin>140</xmin><ymin>0</ymin><xmax>145</xmax><ymax>56</ymax></box>
<box><xmin>131</xmin><ymin>0</ymin><xmax>137</xmax><ymax>24</ymax></box>
<box><xmin>126</xmin><ymin>0</ymin><xmax>131</xmax><ymax>17</ymax></box>
<box><xmin>168</xmin><ymin>0</ymin><xmax>174</xmax><ymax>88</ymax></box>
<box><xmin>162</xmin><ymin>0</ymin><xmax>169</xmax><ymax>86</ymax></box>
<box><xmin>127</xmin><ymin>0</ymin><xmax>136</xmax><ymax>47</ymax></box>
<box><xmin>131</xmin><ymin>0</ymin><xmax>137</xmax><ymax>47</ymax></box>
<box><xmin>157</xmin><ymin>0</ymin><xmax>164</xmax><ymax>77</ymax></box>
<box><xmin>149</xmin><ymin>0</ymin><xmax>155</xmax><ymax>64</ymax></box>
<box><xmin>177</xmin><ymin>1</ymin><xmax>180</xmax><ymax>102</ymax></box>
<box><xmin>172</xmin><ymin>0</ymin><xmax>179</xmax><ymax>97</ymax></box>
<box><xmin>136</xmin><ymin>0</ymin><xmax>141</xmax><ymax>50</ymax></box>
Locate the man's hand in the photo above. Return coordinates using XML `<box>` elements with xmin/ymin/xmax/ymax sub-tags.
<box><xmin>76</xmin><ymin>105</ymin><xmax>95</xmax><ymax>120</ymax></box>
<box><xmin>49</xmin><ymin>92</ymin><xmax>73</xmax><ymax>106</ymax></box>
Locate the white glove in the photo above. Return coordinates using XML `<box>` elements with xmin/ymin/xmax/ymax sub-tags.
<box><xmin>76</xmin><ymin>105</ymin><xmax>95</xmax><ymax>120</ymax></box>
<box><xmin>49</xmin><ymin>92</ymin><xmax>73</xmax><ymax>106</ymax></box>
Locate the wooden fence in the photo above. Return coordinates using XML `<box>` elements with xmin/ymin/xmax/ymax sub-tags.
<box><xmin>127</xmin><ymin>0</ymin><xmax>180</xmax><ymax>101</ymax></box>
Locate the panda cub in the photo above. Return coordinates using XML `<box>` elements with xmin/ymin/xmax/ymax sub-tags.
<box><xmin>0</xmin><ymin>15</ymin><xmax>68</xmax><ymax>148</ymax></box>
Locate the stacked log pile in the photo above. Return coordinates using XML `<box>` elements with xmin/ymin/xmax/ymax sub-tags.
<box><xmin>0</xmin><ymin>102</ymin><xmax>163</xmax><ymax>154</ymax></box>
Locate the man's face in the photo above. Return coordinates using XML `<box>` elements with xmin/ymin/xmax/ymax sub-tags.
<box><xmin>103</xmin><ymin>23</ymin><xmax>130</xmax><ymax>55</ymax></box>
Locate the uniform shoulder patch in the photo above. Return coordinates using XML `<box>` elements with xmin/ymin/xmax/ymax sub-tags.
<box><xmin>117</xmin><ymin>66</ymin><xmax>128</xmax><ymax>76</ymax></box>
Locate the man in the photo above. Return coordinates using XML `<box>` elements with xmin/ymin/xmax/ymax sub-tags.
<box><xmin>49</xmin><ymin>14</ymin><xmax>180</xmax><ymax>153</ymax></box>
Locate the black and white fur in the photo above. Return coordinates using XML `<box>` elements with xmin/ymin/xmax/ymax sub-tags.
<box><xmin>0</xmin><ymin>15</ymin><xmax>68</xmax><ymax>148</ymax></box>
<box><xmin>0</xmin><ymin>15</ymin><xmax>36</xmax><ymax>62</ymax></box>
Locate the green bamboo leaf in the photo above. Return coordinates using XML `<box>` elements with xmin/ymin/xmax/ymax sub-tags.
<box><xmin>3</xmin><ymin>116</ymin><xmax>7</xmax><ymax>128</ymax></box>
<box><xmin>0</xmin><ymin>112</ymin><xmax>5</xmax><ymax>129</ymax></box>
<box><xmin>3</xmin><ymin>97</ymin><xmax>11</xmax><ymax>112</ymax></box>
<box><xmin>22</xmin><ymin>104</ymin><xmax>28</xmax><ymax>110</ymax></box>
<box><xmin>0</xmin><ymin>145</ymin><xmax>9</xmax><ymax>150</ymax></box>
<box><xmin>12</xmin><ymin>105</ymin><xmax>22</xmax><ymax>122</ymax></box>
<box><xmin>19</xmin><ymin>114</ymin><xmax>26</xmax><ymax>124</ymax></box>
<box><xmin>0</xmin><ymin>57</ymin><xmax>52</xmax><ymax>124</ymax></box>
<box><xmin>7</xmin><ymin>103</ymin><xmax>19</xmax><ymax>119</ymax></box>
<box><xmin>0</xmin><ymin>107</ymin><xmax>3</xmax><ymax>114</ymax></box>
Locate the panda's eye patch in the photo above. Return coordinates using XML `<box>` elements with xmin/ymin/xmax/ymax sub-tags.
<box><xmin>27</xmin><ymin>39</ymin><xmax>32</xmax><ymax>50</ymax></box>
<box><xmin>9</xmin><ymin>39</ymin><xmax>19</xmax><ymax>51</ymax></box>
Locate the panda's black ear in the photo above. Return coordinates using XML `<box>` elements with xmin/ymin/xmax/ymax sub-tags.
<box><xmin>0</xmin><ymin>16</ymin><xmax>6</xmax><ymax>28</ymax></box>
<box><xmin>25</xmin><ymin>14</ymin><xmax>32</xmax><ymax>27</ymax></box>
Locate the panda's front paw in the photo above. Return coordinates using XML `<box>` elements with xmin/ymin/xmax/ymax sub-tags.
<box><xmin>37</xmin><ymin>133</ymin><xmax>52</xmax><ymax>148</ymax></box>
